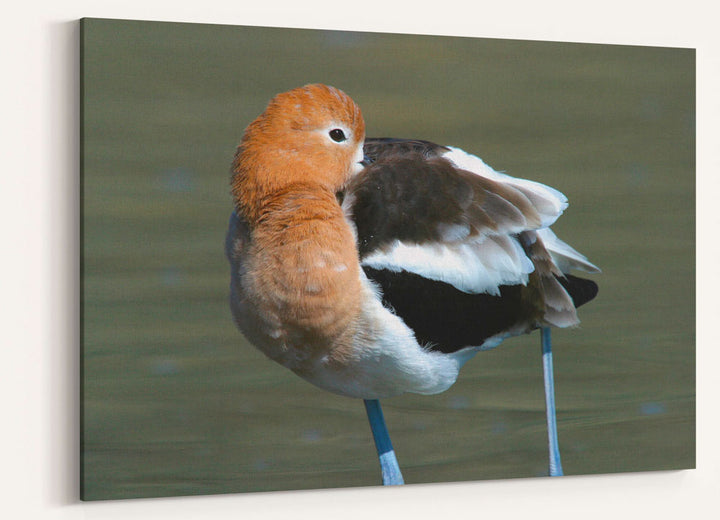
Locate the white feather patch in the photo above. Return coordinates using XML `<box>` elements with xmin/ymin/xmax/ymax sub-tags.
<box><xmin>537</xmin><ymin>228</ymin><xmax>601</xmax><ymax>273</ymax></box>
<box><xmin>361</xmin><ymin>234</ymin><xmax>534</xmax><ymax>295</ymax></box>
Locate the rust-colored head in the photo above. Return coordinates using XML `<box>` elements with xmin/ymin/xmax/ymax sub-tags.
<box><xmin>232</xmin><ymin>84</ymin><xmax>366</xmax><ymax>222</ymax></box>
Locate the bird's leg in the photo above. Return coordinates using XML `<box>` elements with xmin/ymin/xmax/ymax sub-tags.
<box><xmin>363</xmin><ymin>399</ymin><xmax>404</xmax><ymax>485</ymax></box>
<box><xmin>541</xmin><ymin>327</ymin><xmax>564</xmax><ymax>476</ymax></box>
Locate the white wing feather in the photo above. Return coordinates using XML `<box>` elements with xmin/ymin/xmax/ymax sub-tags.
<box><xmin>359</xmin><ymin>146</ymin><xmax>593</xmax><ymax>295</ymax></box>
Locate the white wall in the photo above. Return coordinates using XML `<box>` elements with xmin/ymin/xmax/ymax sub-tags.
<box><xmin>2</xmin><ymin>1</ymin><xmax>718</xmax><ymax>518</ymax></box>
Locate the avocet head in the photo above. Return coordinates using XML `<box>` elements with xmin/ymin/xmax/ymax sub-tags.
<box><xmin>233</xmin><ymin>84</ymin><xmax>366</xmax><ymax>206</ymax></box>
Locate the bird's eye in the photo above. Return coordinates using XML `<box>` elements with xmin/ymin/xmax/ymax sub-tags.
<box><xmin>329</xmin><ymin>128</ymin><xmax>347</xmax><ymax>142</ymax></box>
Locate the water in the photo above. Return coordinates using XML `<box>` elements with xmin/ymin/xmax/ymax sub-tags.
<box><xmin>80</xmin><ymin>19</ymin><xmax>695</xmax><ymax>500</ymax></box>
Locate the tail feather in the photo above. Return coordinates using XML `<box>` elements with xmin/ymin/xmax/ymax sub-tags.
<box><xmin>519</xmin><ymin>229</ymin><xmax>598</xmax><ymax>329</ymax></box>
<box><xmin>557</xmin><ymin>274</ymin><xmax>599</xmax><ymax>309</ymax></box>
<box><xmin>537</xmin><ymin>228</ymin><xmax>600</xmax><ymax>274</ymax></box>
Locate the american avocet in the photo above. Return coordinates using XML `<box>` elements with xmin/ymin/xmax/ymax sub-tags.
<box><xmin>225</xmin><ymin>84</ymin><xmax>599</xmax><ymax>485</ymax></box>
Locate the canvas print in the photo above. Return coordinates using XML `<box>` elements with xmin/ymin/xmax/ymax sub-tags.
<box><xmin>80</xmin><ymin>18</ymin><xmax>695</xmax><ymax>500</ymax></box>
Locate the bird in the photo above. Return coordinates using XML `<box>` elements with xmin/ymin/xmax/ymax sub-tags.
<box><xmin>225</xmin><ymin>83</ymin><xmax>599</xmax><ymax>485</ymax></box>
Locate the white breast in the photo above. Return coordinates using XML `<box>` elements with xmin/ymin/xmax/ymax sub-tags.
<box><xmin>305</xmin><ymin>273</ymin><xmax>479</xmax><ymax>399</ymax></box>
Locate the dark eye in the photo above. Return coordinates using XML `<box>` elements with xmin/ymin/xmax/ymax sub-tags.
<box><xmin>329</xmin><ymin>128</ymin><xmax>347</xmax><ymax>142</ymax></box>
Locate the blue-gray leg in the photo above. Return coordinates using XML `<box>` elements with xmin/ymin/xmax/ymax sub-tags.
<box><xmin>363</xmin><ymin>399</ymin><xmax>404</xmax><ymax>485</ymax></box>
<box><xmin>541</xmin><ymin>327</ymin><xmax>564</xmax><ymax>476</ymax></box>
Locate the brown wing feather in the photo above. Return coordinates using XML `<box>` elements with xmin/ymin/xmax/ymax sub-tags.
<box><xmin>346</xmin><ymin>151</ymin><xmax>549</xmax><ymax>258</ymax></box>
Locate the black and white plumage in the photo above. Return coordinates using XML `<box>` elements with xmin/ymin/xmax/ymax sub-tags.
<box><xmin>344</xmin><ymin>138</ymin><xmax>598</xmax><ymax>354</ymax></box>
<box><xmin>226</xmin><ymin>84</ymin><xmax>599</xmax><ymax>484</ymax></box>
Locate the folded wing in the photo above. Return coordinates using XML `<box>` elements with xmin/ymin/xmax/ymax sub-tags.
<box><xmin>343</xmin><ymin>138</ymin><xmax>599</xmax><ymax>352</ymax></box>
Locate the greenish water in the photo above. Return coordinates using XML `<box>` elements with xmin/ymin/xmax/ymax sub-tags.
<box><xmin>80</xmin><ymin>18</ymin><xmax>695</xmax><ymax>500</ymax></box>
